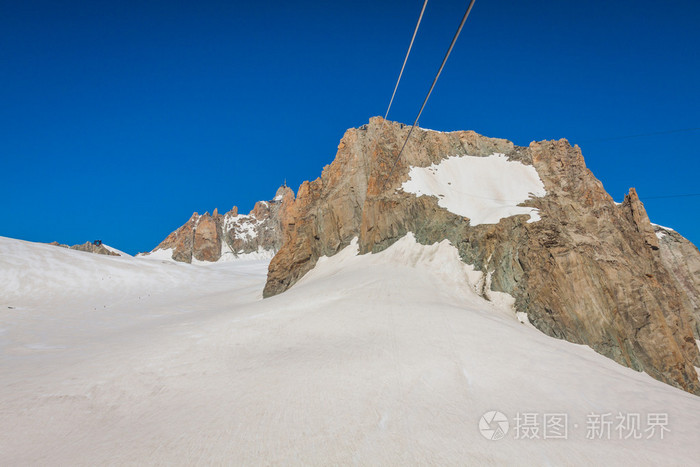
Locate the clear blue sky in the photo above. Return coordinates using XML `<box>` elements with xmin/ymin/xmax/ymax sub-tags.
<box><xmin>1</xmin><ymin>0</ymin><xmax>698</xmax><ymax>254</ymax></box>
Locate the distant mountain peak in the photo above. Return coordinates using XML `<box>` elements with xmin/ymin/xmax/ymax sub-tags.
<box><xmin>141</xmin><ymin>185</ymin><xmax>295</xmax><ymax>263</ymax></box>
<box><xmin>49</xmin><ymin>240</ymin><xmax>120</xmax><ymax>256</ymax></box>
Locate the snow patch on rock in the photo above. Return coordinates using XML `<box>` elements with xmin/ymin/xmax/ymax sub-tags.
<box><xmin>651</xmin><ymin>223</ymin><xmax>675</xmax><ymax>232</ymax></box>
<box><xmin>401</xmin><ymin>153</ymin><xmax>546</xmax><ymax>225</ymax></box>
<box><xmin>223</xmin><ymin>213</ymin><xmax>259</xmax><ymax>241</ymax></box>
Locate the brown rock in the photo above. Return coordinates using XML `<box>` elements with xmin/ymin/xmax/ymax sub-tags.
<box><xmin>153</xmin><ymin>213</ymin><xmax>198</xmax><ymax>262</ymax></box>
<box><xmin>654</xmin><ymin>225</ymin><xmax>700</xmax><ymax>343</ymax></box>
<box><xmin>621</xmin><ymin>188</ymin><xmax>660</xmax><ymax>250</ymax></box>
<box><xmin>146</xmin><ymin>186</ymin><xmax>295</xmax><ymax>263</ymax></box>
<box><xmin>192</xmin><ymin>214</ymin><xmax>220</xmax><ymax>262</ymax></box>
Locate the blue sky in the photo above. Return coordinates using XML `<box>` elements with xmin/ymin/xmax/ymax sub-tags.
<box><xmin>1</xmin><ymin>0</ymin><xmax>698</xmax><ymax>254</ymax></box>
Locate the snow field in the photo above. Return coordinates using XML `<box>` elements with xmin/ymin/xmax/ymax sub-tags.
<box><xmin>1</xmin><ymin>234</ymin><xmax>699</xmax><ymax>465</ymax></box>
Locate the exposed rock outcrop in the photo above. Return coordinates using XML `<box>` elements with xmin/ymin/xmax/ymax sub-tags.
<box><xmin>144</xmin><ymin>186</ymin><xmax>295</xmax><ymax>263</ymax></box>
<box><xmin>192</xmin><ymin>213</ymin><xmax>220</xmax><ymax>262</ymax></box>
<box><xmin>654</xmin><ymin>224</ymin><xmax>700</xmax><ymax>339</ymax></box>
<box><xmin>49</xmin><ymin>241</ymin><xmax>120</xmax><ymax>256</ymax></box>
<box><xmin>263</xmin><ymin>116</ymin><xmax>700</xmax><ymax>394</ymax></box>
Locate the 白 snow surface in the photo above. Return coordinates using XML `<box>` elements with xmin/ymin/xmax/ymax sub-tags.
<box><xmin>1</xmin><ymin>234</ymin><xmax>699</xmax><ymax>465</ymax></box>
<box><xmin>101</xmin><ymin>244</ymin><xmax>131</xmax><ymax>257</ymax></box>
<box><xmin>137</xmin><ymin>247</ymin><xmax>175</xmax><ymax>261</ymax></box>
<box><xmin>217</xmin><ymin>243</ymin><xmax>275</xmax><ymax>263</ymax></box>
<box><xmin>401</xmin><ymin>153</ymin><xmax>547</xmax><ymax>225</ymax></box>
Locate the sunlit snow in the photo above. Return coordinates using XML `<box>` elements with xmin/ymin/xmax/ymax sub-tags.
<box><xmin>401</xmin><ymin>153</ymin><xmax>547</xmax><ymax>225</ymax></box>
<box><xmin>1</xmin><ymin>234</ymin><xmax>699</xmax><ymax>464</ymax></box>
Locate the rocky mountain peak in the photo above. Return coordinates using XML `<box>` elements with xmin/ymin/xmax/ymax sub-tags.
<box><xmin>143</xmin><ymin>185</ymin><xmax>295</xmax><ymax>263</ymax></box>
<box><xmin>622</xmin><ymin>187</ymin><xmax>660</xmax><ymax>250</ymax></box>
<box><xmin>262</xmin><ymin>116</ymin><xmax>700</xmax><ymax>395</ymax></box>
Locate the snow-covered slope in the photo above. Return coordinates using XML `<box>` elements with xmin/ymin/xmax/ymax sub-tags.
<box><xmin>1</xmin><ymin>235</ymin><xmax>699</xmax><ymax>465</ymax></box>
<box><xmin>101</xmin><ymin>244</ymin><xmax>131</xmax><ymax>257</ymax></box>
<box><xmin>0</xmin><ymin>236</ymin><xmax>268</xmax><ymax>355</ymax></box>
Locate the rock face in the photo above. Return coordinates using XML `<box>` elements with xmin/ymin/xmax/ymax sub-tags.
<box><xmin>49</xmin><ymin>241</ymin><xmax>120</xmax><ymax>256</ymax></box>
<box><xmin>654</xmin><ymin>224</ymin><xmax>700</xmax><ymax>339</ymax></box>
<box><xmin>144</xmin><ymin>186</ymin><xmax>295</xmax><ymax>263</ymax></box>
<box><xmin>192</xmin><ymin>214</ymin><xmax>220</xmax><ymax>262</ymax></box>
<box><xmin>263</xmin><ymin>116</ymin><xmax>700</xmax><ymax>395</ymax></box>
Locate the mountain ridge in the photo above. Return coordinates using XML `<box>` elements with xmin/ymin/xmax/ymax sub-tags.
<box><xmin>262</xmin><ymin>116</ymin><xmax>700</xmax><ymax>395</ymax></box>
<box><xmin>143</xmin><ymin>116</ymin><xmax>700</xmax><ymax>395</ymax></box>
<box><xmin>141</xmin><ymin>185</ymin><xmax>294</xmax><ymax>263</ymax></box>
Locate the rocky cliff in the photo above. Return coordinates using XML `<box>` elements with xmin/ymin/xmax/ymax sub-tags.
<box><xmin>654</xmin><ymin>224</ymin><xmax>700</xmax><ymax>339</ymax></box>
<box><xmin>263</xmin><ymin>116</ymin><xmax>700</xmax><ymax>395</ymax></box>
<box><xmin>143</xmin><ymin>185</ymin><xmax>294</xmax><ymax>263</ymax></box>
